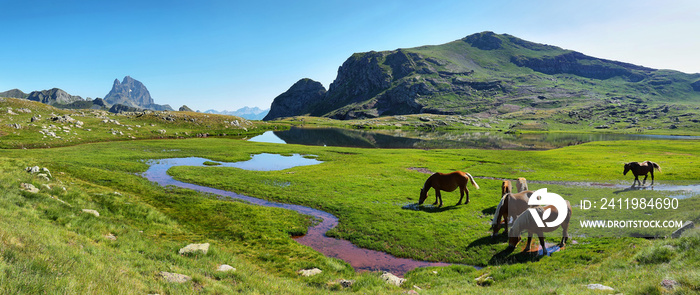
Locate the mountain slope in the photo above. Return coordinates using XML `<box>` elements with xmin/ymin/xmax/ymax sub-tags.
<box><xmin>27</xmin><ymin>88</ymin><xmax>84</xmax><ymax>105</ymax></box>
<box><xmin>265</xmin><ymin>31</ymin><xmax>700</xmax><ymax>120</ymax></box>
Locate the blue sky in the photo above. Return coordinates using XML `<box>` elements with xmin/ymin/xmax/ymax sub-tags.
<box><xmin>1</xmin><ymin>0</ymin><xmax>699</xmax><ymax>111</ymax></box>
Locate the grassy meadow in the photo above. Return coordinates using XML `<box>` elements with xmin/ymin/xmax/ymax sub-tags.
<box><xmin>1</xmin><ymin>135</ymin><xmax>699</xmax><ymax>294</ymax></box>
<box><xmin>1</xmin><ymin>96</ymin><xmax>700</xmax><ymax>294</ymax></box>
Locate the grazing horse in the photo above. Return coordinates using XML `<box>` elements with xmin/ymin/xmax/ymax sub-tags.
<box><xmin>516</xmin><ymin>177</ymin><xmax>528</xmax><ymax>193</ymax></box>
<box><xmin>507</xmin><ymin>200</ymin><xmax>572</xmax><ymax>254</ymax></box>
<box><xmin>624</xmin><ymin>161</ymin><xmax>661</xmax><ymax>186</ymax></box>
<box><xmin>491</xmin><ymin>190</ymin><xmax>534</xmax><ymax>237</ymax></box>
<box><xmin>502</xmin><ymin>180</ymin><xmax>512</xmax><ymax>196</ymax></box>
<box><xmin>419</xmin><ymin>171</ymin><xmax>480</xmax><ymax>207</ymax></box>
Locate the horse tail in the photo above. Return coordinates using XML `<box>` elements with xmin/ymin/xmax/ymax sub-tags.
<box><xmin>650</xmin><ymin>161</ymin><xmax>661</xmax><ymax>172</ymax></box>
<box><xmin>466</xmin><ymin>172</ymin><xmax>480</xmax><ymax>189</ymax></box>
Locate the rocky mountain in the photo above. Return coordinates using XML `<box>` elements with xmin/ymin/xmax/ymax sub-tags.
<box><xmin>205</xmin><ymin>106</ymin><xmax>270</xmax><ymax>120</ymax></box>
<box><xmin>27</xmin><ymin>88</ymin><xmax>84</xmax><ymax>105</ymax></box>
<box><xmin>104</xmin><ymin>76</ymin><xmax>173</xmax><ymax>111</ymax></box>
<box><xmin>264</xmin><ymin>31</ymin><xmax>700</xmax><ymax>120</ymax></box>
<box><xmin>263</xmin><ymin>78</ymin><xmax>327</xmax><ymax>120</ymax></box>
<box><xmin>0</xmin><ymin>89</ymin><xmax>28</xmax><ymax>99</ymax></box>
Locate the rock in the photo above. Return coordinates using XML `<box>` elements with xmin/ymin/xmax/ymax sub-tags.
<box><xmin>217</xmin><ymin>264</ymin><xmax>236</xmax><ymax>272</ymax></box>
<box><xmin>403</xmin><ymin>290</ymin><xmax>419</xmax><ymax>295</ymax></box>
<box><xmin>672</xmin><ymin>221</ymin><xmax>695</xmax><ymax>238</ymax></box>
<box><xmin>179</xmin><ymin>105</ymin><xmax>194</xmax><ymax>112</ymax></box>
<box><xmin>338</xmin><ymin>279</ymin><xmax>354</xmax><ymax>288</ymax></box>
<box><xmin>7</xmin><ymin>123</ymin><xmax>21</xmax><ymax>129</ymax></box>
<box><xmin>159</xmin><ymin>271</ymin><xmax>191</xmax><ymax>283</ymax></box>
<box><xmin>475</xmin><ymin>273</ymin><xmax>495</xmax><ymax>286</ymax></box>
<box><xmin>36</xmin><ymin>173</ymin><xmax>50</xmax><ymax>181</ymax></box>
<box><xmin>20</xmin><ymin>183</ymin><xmax>40</xmax><ymax>193</ymax></box>
<box><xmin>41</xmin><ymin>184</ymin><xmax>51</xmax><ymax>191</ymax></box>
<box><xmin>50</xmin><ymin>196</ymin><xmax>71</xmax><ymax>206</ymax></box>
<box><xmin>178</xmin><ymin>243</ymin><xmax>210</xmax><ymax>255</ymax></box>
<box><xmin>105</xmin><ymin>233</ymin><xmax>117</xmax><ymax>241</ymax></box>
<box><xmin>586</xmin><ymin>283</ymin><xmax>614</xmax><ymax>291</ymax></box>
<box><xmin>380</xmin><ymin>272</ymin><xmax>405</xmax><ymax>286</ymax></box>
<box><xmin>298</xmin><ymin>268</ymin><xmax>322</xmax><ymax>277</ymax></box>
<box><xmin>82</xmin><ymin>209</ymin><xmax>100</xmax><ymax>217</ymax></box>
<box><xmin>26</xmin><ymin>166</ymin><xmax>41</xmax><ymax>173</ymax></box>
<box><xmin>660</xmin><ymin>279</ymin><xmax>680</xmax><ymax>290</ymax></box>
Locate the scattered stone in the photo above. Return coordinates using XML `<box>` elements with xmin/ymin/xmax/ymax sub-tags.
<box><xmin>298</xmin><ymin>268</ymin><xmax>322</xmax><ymax>277</ymax></box>
<box><xmin>7</xmin><ymin>109</ymin><xmax>17</xmax><ymax>115</ymax></box>
<box><xmin>50</xmin><ymin>196</ymin><xmax>71</xmax><ymax>206</ymax></box>
<box><xmin>31</xmin><ymin>116</ymin><xmax>41</xmax><ymax>122</ymax></box>
<box><xmin>672</xmin><ymin>221</ymin><xmax>695</xmax><ymax>238</ymax></box>
<box><xmin>159</xmin><ymin>271</ymin><xmax>191</xmax><ymax>283</ymax></box>
<box><xmin>660</xmin><ymin>279</ymin><xmax>680</xmax><ymax>290</ymax></box>
<box><xmin>475</xmin><ymin>273</ymin><xmax>494</xmax><ymax>286</ymax></box>
<box><xmin>178</xmin><ymin>243</ymin><xmax>210</xmax><ymax>255</ymax></box>
<box><xmin>20</xmin><ymin>183</ymin><xmax>40</xmax><ymax>193</ymax></box>
<box><xmin>16</xmin><ymin>108</ymin><xmax>32</xmax><ymax>113</ymax></box>
<box><xmin>402</xmin><ymin>290</ymin><xmax>419</xmax><ymax>295</ymax></box>
<box><xmin>36</xmin><ymin>173</ymin><xmax>50</xmax><ymax>181</ymax></box>
<box><xmin>217</xmin><ymin>264</ymin><xmax>236</xmax><ymax>272</ymax></box>
<box><xmin>158</xmin><ymin>129</ymin><xmax>167</xmax><ymax>134</ymax></box>
<box><xmin>7</xmin><ymin>123</ymin><xmax>21</xmax><ymax>129</ymax></box>
<box><xmin>26</xmin><ymin>166</ymin><xmax>41</xmax><ymax>173</ymax></box>
<box><xmin>586</xmin><ymin>283</ymin><xmax>614</xmax><ymax>291</ymax></box>
<box><xmin>380</xmin><ymin>272</ymin><xmax>405</xmax><ymax>286</ymax></box>
<box><xmin>41</xmin><ymin>184</ymin><xmax>51</xmax><ymax>191</ymax></box>
<box><xmin>338</xmin><ymin>279</ymin><xmax>355</xmax><ymax>288</ymax></box>
<box><xmin>82</xmin><ymin>209</ymin><xmax>100</xmax><ymax>217</ymax></box>
<box><xmin>105</xmin><ymin>233</ymin><xmax>117</xmax><ymax>241</ymax></box>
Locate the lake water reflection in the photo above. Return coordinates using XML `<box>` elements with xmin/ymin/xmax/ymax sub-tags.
<box><xmin>249</xmin><ymin>127</ymin><xmax>699</xmax><ymax>150</ymax></box>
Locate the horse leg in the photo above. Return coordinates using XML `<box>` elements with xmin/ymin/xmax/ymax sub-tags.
<box><xmin>436</xmin><ymin>191</ymin><xmax>443</xmax><ymax>207</ymax></box>
<box><xmin>650</xmin><ymin>170</ymin><xmax>654</xmax><ymax>186</ymax></box>
<box><xmin>538</xmin><ymin>236</ymin><xmax>547</xmax><ymax>255</ymax></box>
<box><xmin>456</xmin><ymin>186</ymin><xmax>466</xmax><ymax>205</ymax></box>
<box><xmin>523</xmin><ymin>234</ymin><xmax>533</xmax><ymax>252</ymax></box>
<box><xmin>633</xmin><ymin>176</ymin><xmax>640</xmax><ymax>187</ymax></box>
<box><xmin>642</xmin><ymin>174</ymin><xmax>648</xmax><ymax>186</ymax></box>
<box><xmin>432</xmin><ymin>190</ymin><xmax>439</xmax><ymax>205</ymax></box>
<box><xmin>559</xmin><ymin>222</ymin><xmax>569</xmax><ymax>247</ymax></box>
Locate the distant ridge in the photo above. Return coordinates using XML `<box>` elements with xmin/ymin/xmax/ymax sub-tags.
<box><xmin>205</xmin><ymin>106</ymin><xmax>269</xmax><ymax>120</ymax></box>
<box><xmin>0</xmin><ymin>89</ymin><xmax>28</xmax><ymax>99</ymax></box>
<box><xmin>264</xmin><ymin>31</ymin><xmax>700</xmax><ymax>120</ymax></box>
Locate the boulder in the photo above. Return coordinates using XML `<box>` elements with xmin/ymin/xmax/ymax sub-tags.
<box><xmin>380</xmin><ymin>272</ymin><xmax>405</xmax><ymax>286</ymax></box>
<box><xmin>178</xmin><ymin>243</ymin><xmax>210</xmax><ymax>255</ymax></box>
<box><xmin>586</xmin><ymin>283</ymin><xmax>614</xmax><ymax>291</ymax></box>
<box><xmin>159</xmin><ymin>271</ymin><xmax>191</xmax><ymax>283</ymax></box>
<box><xmin>298</xmin><ymin>268</ymin><xmax>322</xmax><ymax>277</ymax></box>
<box><xmin>82</xmin><ymin>209</ymin><xmax>100</xmax><ymax>217</ymax></box>
<box><xmin>672</xmin><ymin>221</ymin><xmax>694</xmax><ymax>238</ymax></box>
<box><xmin>217</xmin><ymin>264</ymin><xmax>236</xmax><ymax>272</ymax></box>
<box><xmin>20</xmin><ymin>183</ymin><xmax>40</xmax><ymax>193</ymax></box>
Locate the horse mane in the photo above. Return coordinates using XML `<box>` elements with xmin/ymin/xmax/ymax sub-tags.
<box><xmin>492</xmin><ymin>194</ymin><xmax>507</xmax><ymax>226</ymax></box>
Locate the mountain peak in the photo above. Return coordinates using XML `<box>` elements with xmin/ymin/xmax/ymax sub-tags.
<box><xmin>104</xmin><ymin>76</ymin><xmax>155</xmax><ymax>109</ymax></box>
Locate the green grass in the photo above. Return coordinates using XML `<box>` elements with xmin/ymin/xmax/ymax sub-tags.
<box><xmin>1</xmin><ymin>135</ymin><xmax>699</xmax><ymax>293</ymax></box>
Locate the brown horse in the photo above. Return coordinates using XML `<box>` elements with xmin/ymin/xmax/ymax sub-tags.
<box><xmin>501</xmin><ymin>180</ymin><xmax>512</xmax><ymax>196</ymax></box>
<box><xmin>516</xmin><ymin>177</ymin><xmax>528</xmax><ymax>193</ymax></box>
<box><xmin>419</xmin><ymin>171</ymin><xmax>480</xmax><ymax>207</ymax></box>
<box><xmin>491</xmin><ymin>190</ymin><xmax>534</xmax><ymax>237</ymax></box>
<box><xmin>507</xmin><ymin>201</ymin><xmax>572</xmax><ymax>254</ymax></box>
<box><xmin>624</xmin><ymin>161</ymin><xmax>661</xmax><ymax>186</ymax></box>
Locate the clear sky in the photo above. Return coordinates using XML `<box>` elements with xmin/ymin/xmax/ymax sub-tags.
<box><xmin>1</xmin><ymin>0</ymin><xmax>699</xmax><ymax>111</ymax></box>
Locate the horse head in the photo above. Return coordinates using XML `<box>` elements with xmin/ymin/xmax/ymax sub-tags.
<box><xmin>623</xmin><ymin>163</ymin><xmax>630</xmax><ymax>175</ymax></box>
<box><xmin>507</xmin><ymin>236</ymin><xmax>521</xmax><ymax>249</ymax></box>
<box><xmin>418</xmin><ymin>188</ymin><xmax>428</xmax><ymax>205</ymax></box>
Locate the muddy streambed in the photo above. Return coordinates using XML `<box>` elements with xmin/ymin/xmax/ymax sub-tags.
<box><xmin>142</xmin><ymin>155</ymin><xmax>452</xmax><ymax>276</ymax></box>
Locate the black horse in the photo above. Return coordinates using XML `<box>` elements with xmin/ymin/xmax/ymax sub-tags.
<box><xmin>623</xmin><ymin>161</ymin><xmax>661</xmax><ymax>186</ymax></box>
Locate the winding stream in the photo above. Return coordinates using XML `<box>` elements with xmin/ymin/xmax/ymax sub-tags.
<box><xmin>142</xmin><ymin>155</ymin><xmax>451</xmax><ymax>276</ymax></box>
